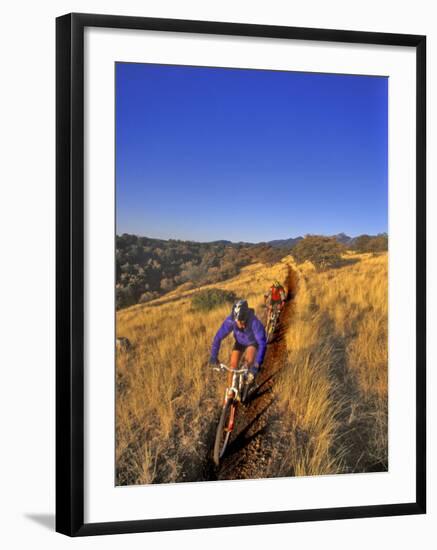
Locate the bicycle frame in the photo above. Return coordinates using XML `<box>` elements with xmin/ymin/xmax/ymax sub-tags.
<box><xmin>271</xmin><ymin>307</ymin><xmax>280</xmax><ymax>324</ymax></box>
<box><xmin>266</xmin><ymin>303</ymin><xmax>280</xmax><ymax>338</ymax></box>
<box><xmin>215</xmin><ymin>363</ymin><xmax>248</xmax><ymax>403</ymax></box>
<box><xmin>213</xmin><ymin>362</ymin><xmax>250</xmax><ymax>465</ymax></box>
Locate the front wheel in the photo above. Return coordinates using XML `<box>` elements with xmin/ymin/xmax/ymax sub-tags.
<box><xmin>266</xmin><ymin>316</ymin><xmax>276</xmax><ymax>343</ymax></box>
<box><xmin>213</xmin><ymin>399</ymin><xmax>235</xmax><ymax>466</ymax></box>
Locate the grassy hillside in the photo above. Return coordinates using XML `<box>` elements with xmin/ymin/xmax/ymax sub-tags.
<box><xmin>115</xmin><ymin>233</ymin><xmax>387</xmax><ymax>309</ymax></box>
<box><xmin>116</xmin><ymin>260</ymin><xmax>290</xmax><ymax>484</ymax></box>
<box><xmin>273</xmin><ymin>252</ymin><xmax>388</xmax><ymax>476</ymax></box>
<box><xmin>116</xmin><ymin>233</ymin><xmax>288</xmax><ymax>309</ymax></box>
<box><xmin>115</xmin><ymin>252</ymin><xmax>388</xmax><ymax>485</ymax></box>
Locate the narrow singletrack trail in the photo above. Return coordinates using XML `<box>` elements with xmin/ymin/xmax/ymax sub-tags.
<box><xmin>208</xmin><ymin>264</ymin><xmax>297</xmax><ymax>481</ymax></box>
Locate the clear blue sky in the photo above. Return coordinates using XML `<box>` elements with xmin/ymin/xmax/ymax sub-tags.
<box><xmin>116</xmin><ymin>63</ymin><xmax>388</xmax><ymax>242</ymax></box>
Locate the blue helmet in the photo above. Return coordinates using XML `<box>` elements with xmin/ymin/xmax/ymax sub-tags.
<box><xmin>232</xmin><ymin>299</ymin><xmax>250</xmax><ymax>322</ymax></box>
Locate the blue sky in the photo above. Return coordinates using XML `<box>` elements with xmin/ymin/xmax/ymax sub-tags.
<box><xmin>116</xmin><ymin>63</ymin><xmax>388</xmax><ymax>242</ymax></box>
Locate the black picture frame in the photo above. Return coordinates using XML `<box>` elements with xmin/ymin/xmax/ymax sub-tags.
<box><xmin>56</xmin><ymin>12</ymin><xmax>426</xmax><ymax>537</ymax></box>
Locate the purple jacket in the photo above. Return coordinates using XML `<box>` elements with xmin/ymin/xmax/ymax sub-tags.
<box><xmin>210</xmin><ymin>309</ymin><xmax>267</xmax><ymax>366</ymax></box>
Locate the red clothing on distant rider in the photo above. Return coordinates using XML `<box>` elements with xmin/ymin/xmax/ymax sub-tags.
<box><xmin>265</xmin><ymin>284</ymin><xmax>286</xmax><ymax>310</ymax></box>
<box><xmin>271</xmin><ymin>286</ymin><xmax>284</xmax><ymax>302</ymax></box>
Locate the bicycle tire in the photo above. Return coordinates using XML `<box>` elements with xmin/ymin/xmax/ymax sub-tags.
<box><xmin>265</xmin><ymin>317</ymin><xmax>272</xmax><ymax>342</ymax></box>
<box><xmin>270</xmin><ymin>308</ymin><xmax>281</xmax><ymax>340</ymax></box>
<box><xmin>241</xmin><ymin>376</ymin><xmax>251</xmax><ymax>404</ymax></box>
<box><xmin>267</xmin><ymin>317</ymin><xmax>275</xmax><ymax>343</ymax></box>
<box><xmin>213</xmin><ymin>398</ymin><xmax>234</xmax><ymax>466</ymax></box>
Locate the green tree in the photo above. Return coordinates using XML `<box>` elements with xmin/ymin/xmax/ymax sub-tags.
<box><xmin>354</xmin><ymin>233</ymin><xmax>388</xmax><ymax>253</ymax></box>
<box><xmin>292</xmin><ymin>235</ymin><xmax>346</xmax><ymax>269</ymax></box>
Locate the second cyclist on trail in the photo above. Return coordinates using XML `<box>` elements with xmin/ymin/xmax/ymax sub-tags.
<box><xmin>209</xmin><ymin>299</ymin><xmax>267</xmax><ymax>387</ymax></box>
<box><xmin>264</xmin><ymin>280</ymin><xmax>286</xmax><ymax>319</ymax></box>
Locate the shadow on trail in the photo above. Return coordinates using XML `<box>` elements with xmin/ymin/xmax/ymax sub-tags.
<box><xmin>253</xmin><ymin>366</ymin><xmax>285</xmax><ymax>395</ymax></box>
<box><xmin>204</xmin><ymin>400</ymin><xmax>276</xmax><ymax>481</ymax></box>
<box><xmin>205</xmin><ymin>262</ymin><xmax>298</xmax><ymax>482</ymax></box>
<box><xmin>226</xmin><ymin>399</ymin><xmax>276</xmax><ymax>456</ymax></box>
<box><xmin>249</xmin><ymin>387</ymin><xmax>272</xmax><ymax>401</ymax></box>
<box><xmin>226</xmin><ymin>426</ymin><xmax>269</xmax><ymax>459</ymax></box>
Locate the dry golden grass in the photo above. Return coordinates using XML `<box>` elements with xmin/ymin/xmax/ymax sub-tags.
<box><xmin>276</xmin><ymin>253</ymin><xmax>388</xmax><ymax>475</ymax></box>
<box><xmin>116</xmin><ymin>260</ymin><xmax>290</xmax><ymax>484</ymax></box>
<box><xmin>116</xmin><ymin>252</ymin><xmax>388</xmax><ymax>484</ymax></box>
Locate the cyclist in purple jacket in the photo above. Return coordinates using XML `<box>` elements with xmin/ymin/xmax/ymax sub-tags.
<box><xmin>209</xmin><ymin>299</ymin><xmax>267</xmax><ymax>386</ymax></box>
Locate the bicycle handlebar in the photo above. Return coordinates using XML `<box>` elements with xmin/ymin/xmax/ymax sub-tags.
<box><xmin>213</xmin><ymin>363</ymin><xmax>249</xmax><ymax>374</ymax></box>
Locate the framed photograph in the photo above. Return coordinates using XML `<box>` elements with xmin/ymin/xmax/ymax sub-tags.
<box><xmin>56</xmin><ymin>13</ymin><xmax>426</xmax><ymax>536</ymax></box>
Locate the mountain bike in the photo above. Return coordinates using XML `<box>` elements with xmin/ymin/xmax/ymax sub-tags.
<box><xmin>212</xmin><ymin>362</ymin><xmax>250</xmax><ymax>466</ymax></box>
<box><xmin>265</xmin><ymin>303</ymin><xmax>281</xmax><ymax>343</ymax></box>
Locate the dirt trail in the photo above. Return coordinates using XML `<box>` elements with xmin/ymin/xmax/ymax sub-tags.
<box><xmin>207</xmin><ymin>264</ymin><xmax>297</xmax><ymax>481</ymax></box>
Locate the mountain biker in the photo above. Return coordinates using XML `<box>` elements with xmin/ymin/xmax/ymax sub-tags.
<box><xmin>264</xmin><ymin>280</ymin><xmax>286</xmax><ymax>317</ymax></box>
<box><xmin>209</xmin><ymin>299</ymin><xmax>267</xmax><ymax>387</ymax></box>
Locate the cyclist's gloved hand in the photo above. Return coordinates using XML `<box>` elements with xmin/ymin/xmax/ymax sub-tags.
<box><xmin>209</xmin><ymin>357</ymin><xmax>219</xmax><ymax>368</ymax></box>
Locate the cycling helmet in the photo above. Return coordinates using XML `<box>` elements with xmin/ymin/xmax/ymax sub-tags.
<box><xmin>232</xmin><ymin>299</ymin><xmax>250</xmax><ymax>322</ymax></box>
<box><xmin>273</xmin><ymin>280</ymin><xmax>281</xmax><ymax>288</ymax></box>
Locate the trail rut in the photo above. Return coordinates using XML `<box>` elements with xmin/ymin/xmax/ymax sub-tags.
<box><xmin>207</xmin><ymin>264</ymin><xmax>296</xmax><ymax>481</ymax></box>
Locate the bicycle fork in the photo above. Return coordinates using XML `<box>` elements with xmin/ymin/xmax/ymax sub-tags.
<box><xmin>225</xmin><ymin>402</ymin><xmax>236</xmax><ymax>432</ymax></box>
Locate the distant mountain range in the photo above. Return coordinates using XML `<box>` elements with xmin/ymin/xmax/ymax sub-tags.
<box><xmin>120</xmin><ymin>233</ymin><xmax>385</xmax><ymax>249</ymax></box>
<box><xmin>266</xmin><ymin>232</ymin><xmax>387</xmax><ymax>249</ymax></box>
<box><xmin>208</xmin><ymin>232</ymin><xmax>387</xmax><ymax>249</ymax></box>
<box><xmin>267</xmin><ymin>233</ymin><xmax>352</xmax><ymax>249</ymax></box>
<box><xmin>266</xmin><ymin>236</ymin><xmax>303</xmax><ymax>249</ymax></box>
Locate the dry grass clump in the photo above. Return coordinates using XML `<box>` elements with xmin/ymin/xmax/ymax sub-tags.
<box><xmin>116</xmin><ymin>250</ymin><xmax>388</xmax><ymax>484</ymax></box>
<box><xmin>274</xmin><ymin>270</ymin><xmax>345</xmax><ymax>476</ymax></box>
<box><xmin>116</xmin><ymin>260</ymin><xmax>290</xmax><ymax>485</ymax></box>
<box><xmin>276</xmin><ymin>253</ymin><xmax>388</xmax><ymax>475</ymax></box>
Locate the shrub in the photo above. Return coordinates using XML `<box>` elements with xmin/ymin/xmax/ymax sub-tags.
<box><xmin>139</xmin><ymin>291</ymin><xmax>160</xmax><ymax>303</ymax></box>
<box><xmin>191</xmin><ymin>288</ymin><xmax>237</xmax><ymax>312</ymax></box>
<box><xmin>292</xmin><ymin>235</ymin><xmax>346</xmax><ymax>269</ymax></box>
<box><xmin>353</xmin><ymin>234</ymin><xmax>388</xmax><ymax>253</ymax></box>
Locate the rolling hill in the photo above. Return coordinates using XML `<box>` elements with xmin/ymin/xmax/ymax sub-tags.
<box><xmin>116</xmin><ymin>232</ymin><xmax>387</xmax><ymax>309</ymax></box>
<box><xmin>115</xmin><ymin>251</ymin><xmax>388</xmax><ymax>485</ymax></box>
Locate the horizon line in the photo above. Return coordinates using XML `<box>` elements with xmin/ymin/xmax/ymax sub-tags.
<box><xmin>115</xmin><ymin>231</ymin><xmax>388</xmax><ymax>245</ymax></box>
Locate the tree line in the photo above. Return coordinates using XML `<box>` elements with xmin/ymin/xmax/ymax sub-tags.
<box><xmin>116</xmin><ymin>234</ymin><xmax>287</xmax><ymax>309</ymax></box>
<box><xmin>116</xmin><ymin>232</ymin><xmax>388</xmax><ymax>309</ymax></box>
<box><xmin>292</xmin><ymin>233</ymin><xmax>388</xmax><ymax>269</ymax></box>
